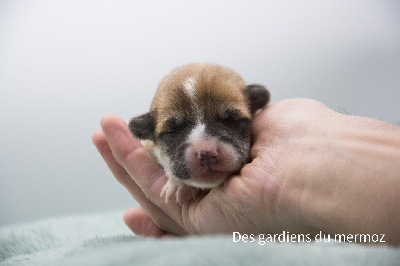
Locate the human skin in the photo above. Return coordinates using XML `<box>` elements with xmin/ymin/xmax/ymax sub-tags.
<box><xmin>92</xmin><ymin>98</ymin><xmax>400</xmax><ymax>245</ymax></box>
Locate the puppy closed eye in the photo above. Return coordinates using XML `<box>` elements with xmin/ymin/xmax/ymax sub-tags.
<box><xmin>218</xmin><ymin>109</ymin><xmax>245</xmax><ymax>125</ymax></box>
<box><xmin>160</xmin><ymin>118</ymin><xmax>191</xmax><ymax>136</ymax></box>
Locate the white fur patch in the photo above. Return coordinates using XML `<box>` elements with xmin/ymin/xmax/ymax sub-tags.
<box><xmin>153</xmin><ymin>146</ymin><xmax>174</xmax><ymax>177</ymax></box>
<box><xmin>186</xmin><ymin>123</ymin><xmax>207</xmax><ymax>145</ymax></box>
<box><xmin>184</xmin><ymin>77</ymin><xmax>196</xmax><ymax>99</ymax></box>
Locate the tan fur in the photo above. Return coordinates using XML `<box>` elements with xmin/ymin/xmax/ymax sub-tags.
<box><xmin>150</xmin><ymin>63</ymin><xmax>250</xmax><ymax>135</ymax></box>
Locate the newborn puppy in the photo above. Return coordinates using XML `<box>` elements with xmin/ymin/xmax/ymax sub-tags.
<box><xmin>129</xmin><ymin>63</ymin><xmax>269</xmax><ymax>204</ymax></box>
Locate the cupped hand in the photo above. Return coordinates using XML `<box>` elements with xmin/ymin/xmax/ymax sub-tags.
<box><xmin>92</xmin><ymin>99</ymin><xmax>339</xmax><ymax>237</ymax></box>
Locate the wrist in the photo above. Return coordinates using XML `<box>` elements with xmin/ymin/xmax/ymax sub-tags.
<box><xmin>298</xmin><ymin>114</ymin><xmax>400</xmax><ymax>244</ymax></box>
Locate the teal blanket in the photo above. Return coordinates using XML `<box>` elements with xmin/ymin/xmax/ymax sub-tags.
<box><xmin>1</xmin><ymin>211</ymin><xmax>399</xmax><ymax>265</ymax></box>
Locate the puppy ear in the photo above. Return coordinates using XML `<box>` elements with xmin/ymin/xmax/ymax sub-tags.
<box><xmin>245</xmin><ymin>84</ymin><xmax>270</xmax><ymax>115</ymax></box>
<box><xmin>128</xmin><ymin>112</ymin><xmax>155</xmax><ymax>141</ymax></box>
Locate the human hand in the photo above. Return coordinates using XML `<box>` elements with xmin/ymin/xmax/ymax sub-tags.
<box><xmin>92</xmin><ymin>99</ymin><xmax>328</xmax><ymax>237</ymax></box>
<box><xmin>93</xmin><ymin>98</ymin><xmax>400</xmax><ymax>243</ymax></box>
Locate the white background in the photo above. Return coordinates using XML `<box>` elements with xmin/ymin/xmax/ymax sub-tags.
<box><xmin>1</xmin><ymin>0</ymin><xmax>399</xmax><ymax>226</ymax></box>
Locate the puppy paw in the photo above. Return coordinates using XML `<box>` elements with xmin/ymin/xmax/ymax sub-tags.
<box><xmin>160</xmin><ymin>179</ymin><xmax>199</xmax><ymax>205</ymax></box>
<box><xmin>175</xmin><ymin>185</ymin><xmax>200</xmax><ymax>205</ymax></box>
<box><xmin>160</xmin><ymin>182</ymin><xmax>176</xmax><ymax>204</ymax></box>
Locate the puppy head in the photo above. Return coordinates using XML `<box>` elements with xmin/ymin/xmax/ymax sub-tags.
<box><xmin>129</xmin><ymin>64</ymin><xmax>269</xmax><ymax>189</ymax></box>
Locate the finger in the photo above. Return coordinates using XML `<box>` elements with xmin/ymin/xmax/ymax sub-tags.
<box><xmin>97</xmin><ymin>115</ymin><xmax>186</xmax><ymax>234</ymax></box>
<box><xmin>93</xmin><ymin>127</ymin><xmax>158</xmax><ymax>198</ymax></box>
<box><xmin>99</xmin><ymin>115</ymin><xmax>166</xmax><ymax>194</ymax></box>
<box><xmin>92</xmin><ymin>127</ymin><xmax>181</xmax><ymax>233</ymax></box>
<box><xmin>92</xmin><ymin>129</ymin><xmax>131</xmax><ymax>184</ymax></box>
<box><xmin>123</xmin><ymin>207</ymin><xmax>175</xmax><ymax>237</ymax></box>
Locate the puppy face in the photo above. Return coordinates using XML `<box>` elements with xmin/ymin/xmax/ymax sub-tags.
<box><xmin>129</xmin><ymin>64</ymin><xmax>269</xmax><ymax>189</ymax></box>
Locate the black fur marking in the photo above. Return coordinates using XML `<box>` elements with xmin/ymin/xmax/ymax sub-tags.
<box><xmin>157</xmin><ymin>120</ymin><xmax>195</xmax><ymax>180</ymax></box>
<box><xmin>162</xmin><ymin>117</ymin><xmax>191</xmax><ymax>135</ymax></box>
<box><xmin>219</xmin><ymin>109</ymin><xmax>242</xmax><ymax>126</ymax></box>
<box><xmin>170</xmin><ymin>142</ymin><xmax>191</xmax><ymax>180</ymax></box>
<box><xmin>245</xmin><ymin>84</ymin><xmax>270</xmax><ymax>115</ymax></box>
<box><xmin>205</xmin><ymin>117</ymin><xmax>252</xmax><ymax>168</ymax></box>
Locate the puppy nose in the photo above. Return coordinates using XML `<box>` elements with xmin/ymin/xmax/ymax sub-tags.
<box><xmin>198</xmin><ymin>149</ymin><xmax>218</xmax><ymax>166</ymax></box>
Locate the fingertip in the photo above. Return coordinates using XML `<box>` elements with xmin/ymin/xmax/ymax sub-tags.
<box><xmin>92</xmin><ymin>128</ymin><xmax>105</xmax><ymax>146</ymax></box>
<box><xmin>123</xmin><ymin>207</ymin><xmax>140</xmax><ymax>228</ymax></box>
<box><xmin>99</xmin><ymin>114</ymin><xmax>142</xmax><ymax>155</ymax></box>
<box><xmin>100</xmin><ymin>114</ymin><xmax>126</xmax><ymax>132</ymax></box>
<box><xmin>100</xmin><ymin>114</ymin><xmax>120</xmax><ymax>124</ymax></box>
<box><xmin>123</xmin><ymin>207</ymin><xmax>167</xmax><ymax>237</ymax></box>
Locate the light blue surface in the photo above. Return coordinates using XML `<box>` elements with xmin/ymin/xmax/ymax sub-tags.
<box><xmin>1</xmin><ymin>211</ymin><xmax>399</xmax><ymax>266</ymax></box>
